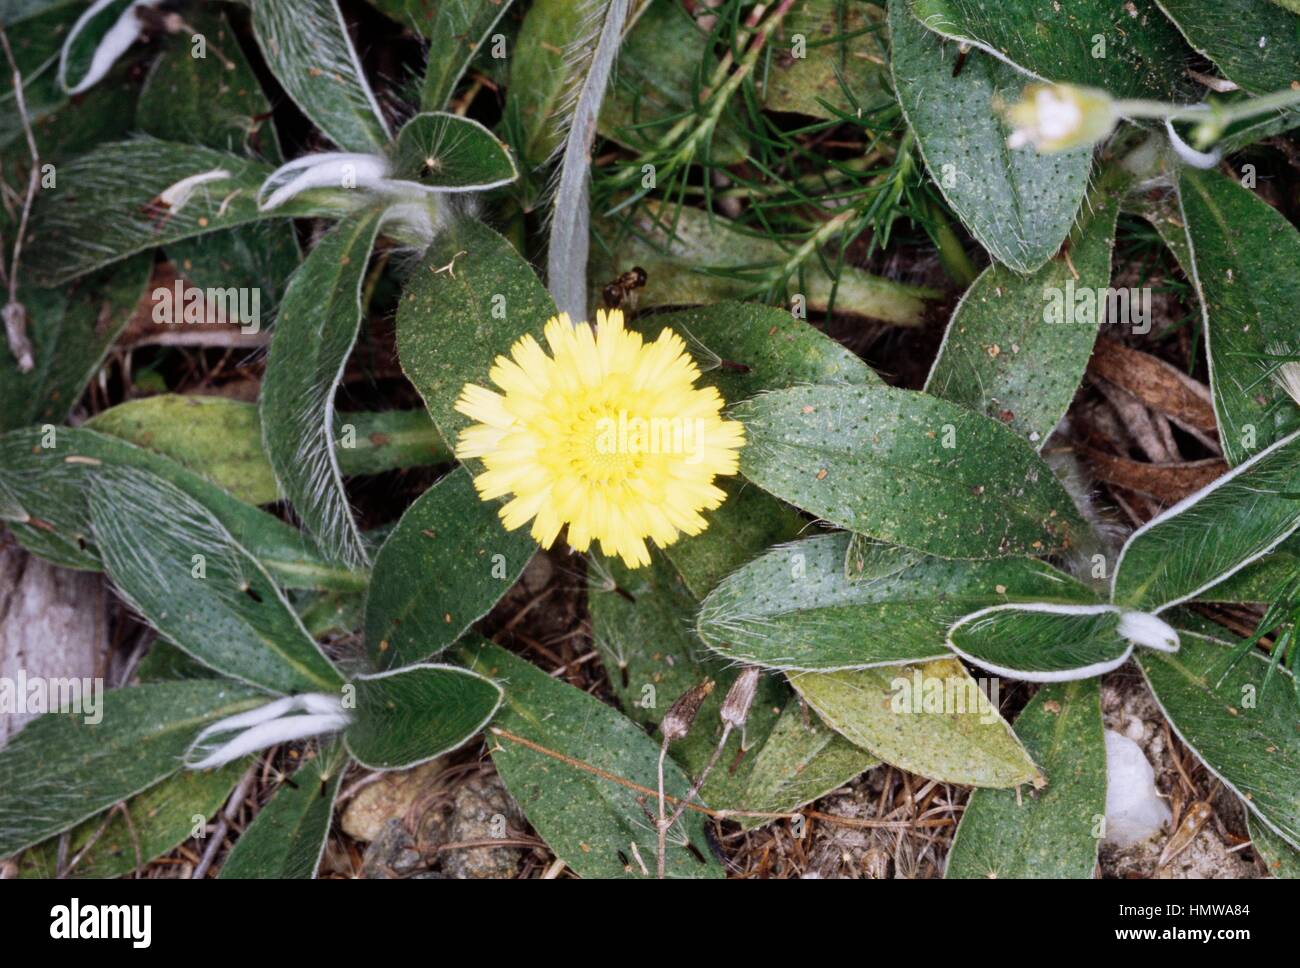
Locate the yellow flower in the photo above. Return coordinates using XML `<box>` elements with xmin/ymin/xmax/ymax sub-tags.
<box><xmin>453</xmin><ymin>308</ymin><xmax>746</xmax><ymax>568</ymax></box>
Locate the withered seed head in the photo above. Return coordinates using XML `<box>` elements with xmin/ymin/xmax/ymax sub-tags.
<box><xmin>660</xmin><ymin>679</ymin><xmax>714</xmax><ymax>743</ymax></box>
<box><xmin>720</xmin><ymin>667</ymin><xmax>761</xmax><ymax>730</ymax></box>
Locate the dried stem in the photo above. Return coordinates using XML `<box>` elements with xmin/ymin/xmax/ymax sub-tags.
<box><xmin>489</xmin><ymin>727</ymin><xmax>953</xmax><ymax>832</ymax></box>
<box><xmin>0</xmin><ymin>26</ymin><xmax>40</xmax><ymax>373</ymax></box>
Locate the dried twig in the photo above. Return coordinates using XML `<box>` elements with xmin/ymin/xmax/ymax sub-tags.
<box><xmin>0</xmin><ymin>27</ymin><xmax>40</xmax><ymax>373</ymax></box>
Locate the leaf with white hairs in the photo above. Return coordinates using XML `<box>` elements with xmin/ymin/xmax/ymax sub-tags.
<box><xmin>58</xmin><ymin>0</ymin><xmax>165</xmax><ymax>95</ymax></box>
<box><xmin>250</xmin><ymin>0</ymin><xmax>391</xmax><ymax>153</ymax></box>
<box><xmin>260</xmin><ymin>208</ymin><xmax>386</xmax><ymax>570</ymax></box>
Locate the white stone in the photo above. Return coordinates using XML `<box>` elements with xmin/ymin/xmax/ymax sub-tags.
<box><xmin>1103</xmin><ymin>730</ymin><xmax>1172</xmax><ymax>847</ymax></box>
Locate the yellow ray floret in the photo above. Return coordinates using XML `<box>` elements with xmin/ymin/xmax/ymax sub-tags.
<box><xmin>454</xmin><ymin>308</ymin><xmax>745</xmax><ymax>568</ymax></box>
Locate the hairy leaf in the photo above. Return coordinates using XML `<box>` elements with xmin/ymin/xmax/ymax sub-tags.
<box><xmin>697</xmin><ymin>532</ymin><xmax>1096</xmax><ymax>671</ymax></box>
<box><xmin>398</xmin><ymin>218</ymin><xmax>557</xmax><ymax>446</ymax></box>
<box><xmin>946</xmin><ymin>680</ymin><xmax>1105</xmax><ymax>878</ymax></box>
<box><xmin>86</xmin><ymin>395</ymin><xmax>448</xmax><ymax>507</ymax></box>
<box><xmin>18</xmin><ymin>761</ymin><xmax>246</xmax><ymax>878</ymax></box>
<box><xmin>364</xmin><ymin>467</ymin><xmax>534</xmax><ymax>668</ymax></box>
<box><xmin>890</xmin><ymin>0</ymin><xmax>1092</xmax><ymax>272</ymax></box>
<box><xmin>0</xmin><ymin>680</ymin><xmax>264</xmax><ymax>858</ymax></box>
<box><xmin>587</xmin><ymin>548</ymin><xmax>786</xmax><ymax>810</ymax></box>
<box><xmin>87</xmin><ymin>467</ymin><xmax>345</xmax><ymax>694</ymax></box>
<box><xmin>392</xmin><ymin>112</ymin><xmax>518</xmax><ymax>190</ymax></box>
<box><xmin>925</xmin><ymin>173</ymin><xmax>1124</xmax><ymax>442</ymax></box>
<box><xmin>419</xmin><ymin>0</ymin><xmax>516</xmax><ymax>111</ymax></box>
<box><xmin>909</xmin><ymin>0</ymin><xmax>1190</xmax><ymax>99</ymax></box>
<box><xmin>25</xmin><ymin>139</ymin><xmax>352</xmax><ymax>287</ymax></box>
<box><xmin>1178</xmin><ymin>167</ymin><xmax>1300</xmax><ymax>465</ymax></box>
<box><xmin>459</xmin><ymin>638</ymin><xmax>723</xmax><ymax>878</ymax></box>
<box><xmin>793</xmin><ymin>657</ymin><xmax>1041</xmax><ymax>787</ymax></box>
<box><xmin>1112</xmin><ymin>430</ymin><xmax>1300</xmax><ymax>611</ymax></box>
<box><xmin>0</xmin><ymin>426</ymin><xmax>363</xmax><ymax>591</ymax></box>
<box><xmin>345</xmin><ymin>664</ymin><xmax>503</xmax><ymax>770</ymax></box>
<box><xmin>734</xmin><ymin>383</ymin><xmax>1087</xmax><ymax>558</ymax></box>
<box><xmin>738</xmin><ymin>698</ymin><xmax>879</xmax><ymax>830</ymax></box>
<box><xmin>0</xmin><ymin>255</ymin><xmax>150</xmax><ymax>433</ymax></box>
<box><xmin>261</xmin><ymin>208</ymin><xmax>385</xmax><ymax>569</ymax></box>
<box><xmin>250</xmin><ymin>0</ymin><xmax>391</xmax><ymax>152</ymax></box>
<box><xmin>1141</xmin><ymin>623</ymin><xmax>1300</xmax><ymax>849</ymax></box>
<box><xmin>219</xmin><ymin>744</ymin><xmax>348</xmax><ymax>879</ymax></box>
<box><xmin>946</xmin><ymin>605</ymin><xmax>1136</xmax><ymax>681</ymax></box>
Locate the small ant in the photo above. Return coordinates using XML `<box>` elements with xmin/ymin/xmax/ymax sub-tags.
<box><xmin>602</xmin><ymin>266</ymin><xmax>647</xmax><ymax>309</ymax></box>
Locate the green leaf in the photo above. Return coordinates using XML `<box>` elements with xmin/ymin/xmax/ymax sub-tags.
<box><xmin>86</xmin><ymin>395</ymin><xmax>450</xmax><ymax>507</ymax></box>
<box><xmin>1192</xmin><ymin>535</ymin><xmax>1300</xmax><ymax>604</ymax></box>
<box><xmin>598</xmin><ymin>0</ymin><xmax>746</xmax><ymax>165</ymax></box>
<box><xmin>946</xmin><ymin>680</ymin><xmax>1105</xmax><ymax>878</ymax></box>
<box><xmin>137</xmin><ymin>7</ymin><xmax>302</xmax><ymax>302</ymax></box>
<box><xmin>656</xmin><ymin>479</ymin><xmax>805</xmax><ymax>600</ymax></box>
<box><xmin>87</xmin><ymin>467</ymin><xmax>345</xmax><ymax>695</ymax></box>
<box><xmin>946</xmin><ymin>603</ymin><xmax>1146</xmax><ymax>682</ymax></box>
<box><xmin>506</xmin><ymin>0</ymin><xmax>587</xmax><ymax>169</ymax></box>
<box><xmin>629</xmin><ymin>301</ymin><xmax>876</xmax><ymax>596</ymax></box>
<box><xmin>364</xmin><ymin>466</ymin><xmax>535</xmax><ymax>668</ymax></box>
<box><xmin>734</xmin><ymin>383</ymin><xmax>1087</xmax><ymax>558</ymax></box>
<box><xmin>2</xmin><ymin>5</ymin><xmax>78</xmax><ymax>149</ymax></box>
<box><xmin>1249</xmin><ymin>813</ymin><xmax>1300</xmax><ymax>878</ymax></box>
<box><xmin>261</xmin><ymin>208</ymin><xmax>385</xmax><ymax>569</ymax></box>
<box><xmin>18</xmin><ymin>761</ymin><xmax>246</xmax><ymax>878</ymax></box>
<box><xmin>1111</xmin><ymin>430</ymin><xmax>1300</xmax><ymax>611</ymax></box>
<box><xmin>1178</xmin><ymin>167</ymin><xmax>1300</xmax><ymax>465</ymax></box>
<box><xmin>219</xmin><ymin>745</ymin><xmax>348</xmax><ymax>879</ymax></box>
<box><xmin>418</xmin><ymin>0</ymin><xmax>516</xmax><ymax>111</ymax></box>
<box><xmin>765</xmin><ymin>0</ymin><xmax>890</xmax><ymax>119</ymax></box>
<box><xmin>638</xmin><ymin>301</ymin><xmax>883</xmax><ymax>402</ymax></box>
<box><xmin>392</xmin><ymin>112</ymin><xmax>519</xmax><ymax>190</ymax></box>
<box><xmin>587</xmin><ymin>548</ymin><xmax>787</xmax><ymax>810</ymax></box>
<box><xmin>1140</xmin><ymin>622</ymin><xmax>1300</xmax><ymax>849</ymax></box>
<box><xmin>344</xmin><ymin>664</ymin><xmax>503</xmax><ymax>770</ymax></box>
<box><xmin>0</xmin><ymin>680</ymin><xmax>265</xmax><ymax>858</ymax></box>
<box><xmin>0</xmin><ymin>255</ymin><xmax>150</xmax><ymax>433</ymax></box>
<box><xmin>250</xmin><ymin>0</ymin><xmax>391</xmax><ymax>153</ymax></box>
<box><xmin>592</xmin><ymin>204</ymin><xmax>935</xmax><ymax>325</ymax></box>
<box><xmin>137</xmin><ymin>5</ymin><xmax>282</xmax><ymax>159</ymax></box>
<box><xmin>924</xmin><ymin>174</ymin><xmax>1123</xmax><ymax>442</ymax></box>
<box><xmin>57</xmin><ymin>0</ymin><xmax>135</xmax><ymax>94</ymax></box>
<box><xmin>397</xmin><ymin>218</ymin><xmax>557</xmax><ymax>447</ymax></box>
<box><xmin>23</xmin><ymin>139</ymin><xmax>345</xmax><ymax>287</ymax></box>
<box><xmin>696</xmin><ymin>532</ymin><xmax>1096</xmax><ymax>671</ymax></box>
<box><xmin>890</xmin><ymin>0</ymin><xmax>1092</xmax><ymax>273</ymax></box>
<box><xmin>0</xmin><ymin>426</ymin><xmax>364</xmax><ymax>591</ymax></box>
<box><xmin>793</xmin><ymin>657</ymin><xmax>1042</xmax><ymax>787</ymax></box>
<box><xmin>2</xmin><ymin>4</ymin><xmax>139</xmax><ymax>160</ymax></box>
<box><xmin>909</xmin><ymin>0</ymin><xmax>1191</xmax><ymax>100</ymax></box>
<box><xmin>458</xmin><ymin>638</ymin><xmax>723</xmax><ymax>878</ymax></box>
<box><xmin>738</xmin><ymin>699</ymin><xmax>879</xmax><ymax>830</ymax></box>
<box><xmin>1155</xmin><ymin>0</ymin><xmax>1300</xmax><ymax>95</ymax></box>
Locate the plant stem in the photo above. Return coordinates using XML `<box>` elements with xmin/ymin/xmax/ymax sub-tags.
<box><xmin>656</xmin><ymin>740</ymin><xmax>668</xmax><ymax>879</ymax></box>
<box><xmin>1117</xmin><ymin>87</ymin><xmax>1300</xmax><ymax>126</ymax></box>
<box><xmin>489</xmin><ymin>727</ymin><xmax>955</xmax><ymax>831</ymax></box>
